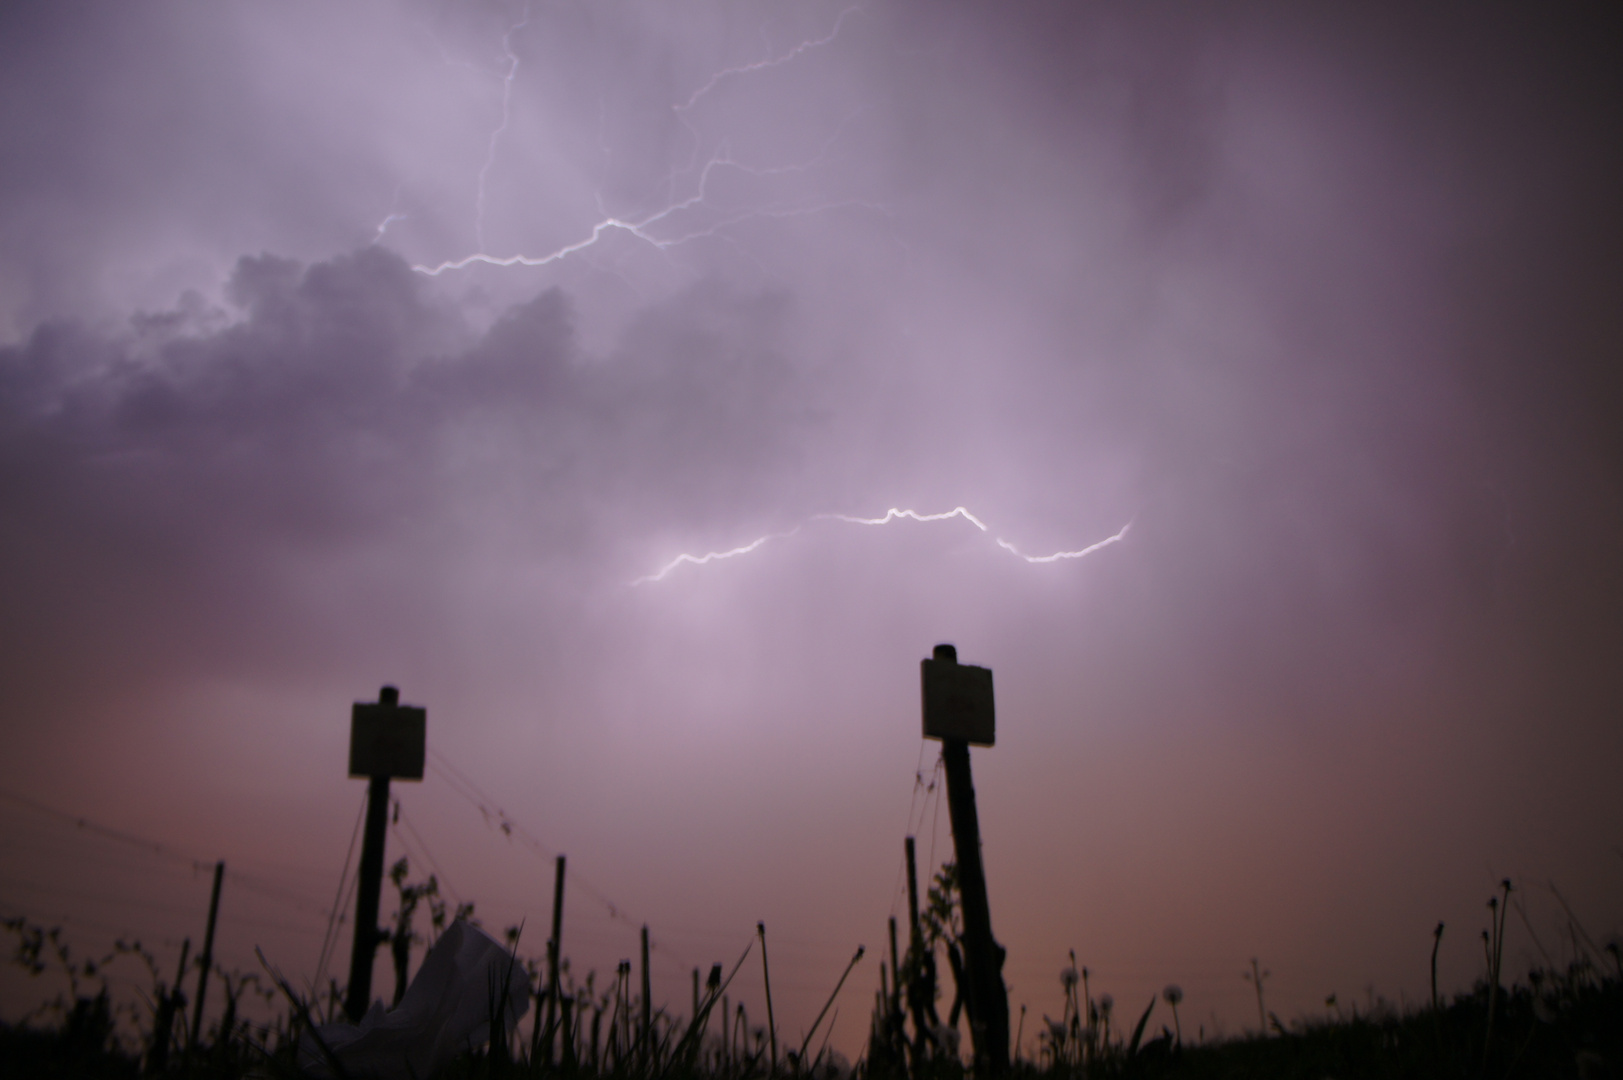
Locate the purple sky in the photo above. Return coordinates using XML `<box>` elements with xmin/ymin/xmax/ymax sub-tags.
<box><xmin>3</xmin><ymin>0</ymin><xmax>1621</xmax><ymax>1057</ymax></box>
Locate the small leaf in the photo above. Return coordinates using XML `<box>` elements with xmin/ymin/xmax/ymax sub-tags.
<box><xmin>1128</xmin><ymin>995</ymin><xmax>1155</xmax><ymax>1057</ymax></box>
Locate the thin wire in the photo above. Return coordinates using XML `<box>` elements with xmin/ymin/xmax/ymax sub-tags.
<box><xmin>314</xmin><ymin>789</ymin><xmax>368</xmax><ymax>990</ymax></box>
<box><xmin>925</xmin><ymin>751</ymin><xmax>945</xmax><ymax>896</ymax></box>
<box><xmin>225</xmin><ymin>870</ymin><xmax>333</xmax><ymax>919</ymax></box>
<box><xmin>911</xmin><ymin>756</ymin><xmax>944</xmax><ymax>838</ymax></box>
<box><xmin>0</xmin><ymin>874</ymin><xmax>324</xmax><ymax>935</ymax></box>
<box><xmin>426</xmin><ymin>753</ymin><xmax>501</xmax><ymax>829</ymax></box>
<box><xmin>0</xmin><ymin>786</ymin><xmax>333</xmax><ymax>919</ymax></box>
<box><xmin>425</xmin><ymin>748</ymin><xmax>694</xmax><ymax>971</ymax></box>
<box><xmin>311</xmin><ymin>870</ymin><xmax>361</xmax><ymax>997</ymax></box>
<box><xmin>393</xmin><ymin>802</ymin><xmax>461</xmax><ymax>907</ymax></box>
<box><xmin>0</xmin><ymin>900</ymin><xmax>188</xmax><ymax>951</ymax></box>
<box><xmin>0</xmin><ymin>788</ymin><xmax>205</xmax><ymax>868</ymax></box>
<box><xmin>314</xmin><ymin>790</ymin><xmax>367</xmax><ymax>983</ymax></box>
<box><xmin>914</xmin><ymin>756</ymin><xmax>945</xmax><ymax>922</ymax></box>
<box><xmin>887</xmin><ymin>741</ymin><xmax>933</xmax><ymax>920</ymax></box>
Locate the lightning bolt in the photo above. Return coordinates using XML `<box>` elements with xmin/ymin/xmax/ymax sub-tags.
<box><xmin>630</xmin><ymin>528</ymin><xmax>801</xmax><ymax>586</ymax></box>
<box><xmin>407</xmin><ymin>6</ymin><xmax>875</xmax><ymax>278</ymax></box>
<box><xmin>474</xmin><ymin>3</ymin><xmax>531</xmax><ymax>252</ymax></box>
<box><xmin>373</xmin><ymin>212</ymin><xmax>408</xmax><ymax>243</ymax></box>
<box><xmin>817</xmin><ymin>507</ymin><xmax>990</xmax><ymax>531</ymax></box>
<box><xmin>631</xmin><ymin>508</ymin><xmax>1131</xmax><ymax>586</ymax></box>
<box><xmin>673</xmin><ymin>6</ymin><xmax>862</xmax><ymax>116</ymax></box>
<box><xmin>414</xmin><ymin>153</ymin><xmax>765</xmax><ymax>275</ymax></box>
<box><xmin>996</xmin><ymin>522</ymin><xmax>1131</xmax><ymax>563</ymax></box>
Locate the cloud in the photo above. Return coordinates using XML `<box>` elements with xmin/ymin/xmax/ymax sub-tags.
<box><xmin>0</xmin><ymin>247</ymin><xmax>819</xmax><ymax>709</ymax></box>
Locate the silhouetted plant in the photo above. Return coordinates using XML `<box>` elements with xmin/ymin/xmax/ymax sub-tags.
<box><xmin>387</xmin><ymin>856</ymin><xmax>440</xmax><ymax>1006</ymax></box>
<box><xmin>1242</xmin><ymin>958</ymin><xmax>1269</xmax><ymax>1035</ymax></box>
<box><xmin>1161</xmin><ymin>985</ymin><xmax>1182</xmax><ymax>1048</ymax></box>
<box><xmin>7</xmin><ymin>875</ymin><xmax>1623</xmax><ymax>1080</ymax></box>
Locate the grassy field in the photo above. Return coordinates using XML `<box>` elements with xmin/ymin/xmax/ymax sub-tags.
<box><xmin>3</xmin><ymin>871</ymin><xmax>1619</xmax><ymax>1079</ymax></box>
<box><xmin>1</xmin><ymin>961</ymin><xmax>1618</xmax><ymax>1079</ymax></box>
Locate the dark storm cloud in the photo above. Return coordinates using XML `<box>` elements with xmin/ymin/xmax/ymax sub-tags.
<box><xmin>0</xmin><ymin>247</ymin><xmax>815</xmax><ymax>702</ymax></box>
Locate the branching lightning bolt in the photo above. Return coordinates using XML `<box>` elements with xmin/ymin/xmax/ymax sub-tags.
<box><xmin>408</xmin><ymin>6</ymin><xmax>874</xmax><ymax>278</ymax></box>
<box><xmin>673</xmin><ymin>6</ymin><xmax>861</xmax><ymax>116</ymax></box>
<box><xmin>630</xmin><ymin>508</ymin><xmax>1131</xmax><ymax>586</ymax></box>
<box><xmin>474</xmin><ymin>3</ymin><xmax>530</xmax><ymax>252</ymax></box>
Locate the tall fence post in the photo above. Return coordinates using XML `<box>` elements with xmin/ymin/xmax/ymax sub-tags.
<box><xmin>188</xmin><ymin>861</ymin><xmax>224</xmax><ymax>1056</ymax></box>
<box><xmin>545</xmin><ymin>854</ymin><xmax>567</xmax><ymax>1064</ymax></box>
<box><xmin>345</xmin><ymin>770</ymin><xmax>391</xmax><ymax>1020</ymax></box>
<box><xmin>922</xmin><ymin>643</ymin><xmax>1009</xmax><ymax>1074</ymax></box>
<box><xmin>343</xmin><ymin>685</ymin><xmax>426</xmax><ymax>1022</ymax></box>
<box><xmin>905</xmin><ymin>836</ymin><xmax>922</xmax><ymax>950</ymax></box>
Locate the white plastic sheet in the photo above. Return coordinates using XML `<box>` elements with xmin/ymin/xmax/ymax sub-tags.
<box><xmin>300</xmin><ymin>920</ymin><xmax>530</xmax><ymax>1078</ymax></box>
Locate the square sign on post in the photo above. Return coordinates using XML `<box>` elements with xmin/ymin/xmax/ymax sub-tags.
<box><xmin>349</xmin><ymin>702</ymin><xmax>426</xmax><ymax>780</ymax></box>
<box><xmin>921</xmin><ymin>658</ymin><xmax>995</xmax><ymax>746</ymax></box>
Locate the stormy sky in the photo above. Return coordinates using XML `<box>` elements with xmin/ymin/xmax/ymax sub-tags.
<box><xmin>2</xmin><ymin>0</ymin><xmax>1621</xmax><ymax>1054</ymax></box>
